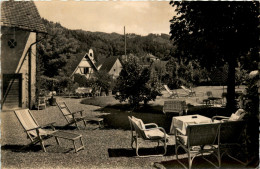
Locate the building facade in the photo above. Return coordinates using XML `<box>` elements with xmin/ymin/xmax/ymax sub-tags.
<box><xmin>1</xmin><ymin>1</ymin><xmax>47</xmax><ymax>110</ymax></box>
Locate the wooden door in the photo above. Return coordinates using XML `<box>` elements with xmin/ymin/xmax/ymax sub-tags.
<box><xmin>2</xmin><ymin>74</ymin><xmax>22</xmax><ymax>109</ymax></box>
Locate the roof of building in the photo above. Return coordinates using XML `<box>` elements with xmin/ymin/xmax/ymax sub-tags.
<box><xmin>69</xmin><ymin>52</ymin><xmax>98</xmax><ymax>77</ymax></box>
<box><xmin>99</xmin><ymin>56</ymin><xmax>121</xmax><ymax>73</ymax></box>
<box><xmin>1</xmin><ymin>1</ymin><xmax>47</xmax><ymax>33</ymax></box>
<box><xmin>95</xmin><ymin>58</ymin><xmax>106</xmax><ymax>68</ymax></box>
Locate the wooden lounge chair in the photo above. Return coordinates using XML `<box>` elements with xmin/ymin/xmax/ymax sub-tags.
<box><xmin>174</xmin><ymin>123</ymin><xmax>220</xmax><ymax>169</ymax></box>
<box><xmin>162</xmin><ymin>100</ymin><xmax>187</xmax><ymax>116</ymax></box>
<box><xmin>128</xmin><ymin>116</ymin><xmax>168</xmax><ymax>157</ymax></box>
<box><xmin>56</xmin><ymin>102</ymin><xmax>104</xmax><ymax>129</ymax></box>
<box><xmin>14</xmin><ymin>109</ymin><xmax>85</xmax><ymax>153</ymax></box>
<box><xmin>180</xmin><ymin>85</ymin><xmax>196</xmax><ymax>97</ymax></box>
<box><xmin>163</xmin><ymin>85</ymin><xmax>178</xmax><ymax>98</ymax></box>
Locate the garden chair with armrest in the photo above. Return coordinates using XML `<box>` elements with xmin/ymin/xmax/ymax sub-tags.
<box><xmin>212</xmin><ymin>109</ymin><xmax>247</xmax><ymax>122</ymax></box>
<box><xmin>14</xmin><ymin>109</ymin><xmax>84</xmax><ymax>153</ymax></box>
<box><xmin>175</xmin><ymin>123</ymin><xmax>221</xmax><ymax>169</ymax></box>
<box><xmin>56</xmin><ymin>102</ymin><xmax>104</xmax><ymax>129</ymax></box>
<box><xmin>128</xmin><ymin>116</ymin><xmax>169</xmax><ymax>157</ymax></box>
<box><xmin>216</xmin><ymin>120</ymin><xmax>248</xmax><ymax>167</ymax></box>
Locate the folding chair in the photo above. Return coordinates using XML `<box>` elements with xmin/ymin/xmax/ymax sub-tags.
<box><xmin>180</xmin><ymin>85</ymin><xmax>196</xmax><ymax>97</ymax></box>
<box><xmin>163</xmin><ymin>85</ymin><xmax>178</xmax><ymax>98</ymax></box>
<box><xmin>14</xmin><ymin>109</ymin><xmax>84</xmax><ymax>153</ymax></box>
<box><xmin>56</xmin><ymin>102</ymin><xmax>104</xmax><ymax>129</ymax></box>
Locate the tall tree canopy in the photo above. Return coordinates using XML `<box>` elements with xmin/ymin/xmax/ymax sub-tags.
<box><xmin>169</xmin><ymin>1</ymin><xmax>259</xmax><ymax>110</ymax></box>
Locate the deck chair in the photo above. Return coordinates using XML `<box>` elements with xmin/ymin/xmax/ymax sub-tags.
<box><xmin>128</xmin><ymin>116</ymin><xmax>168</xmax><ymax>157</ymax></box>
<box><xmin>181</xmin><ymin>85</ymin><xmax>196</xmax><ymax>97</ymax></box>
<box><xmin>56</xmin><ymin>102</ymin><xmax>104</xmax><ymax>129</ymax></box>
<box><xmin>14</xmin><ymin>109</ymin><xmax>85</xmax><ymax>152</ymax></box>
<box><xmin>175</xmin><ymin>123</ymin><xmax>220</xmax><ymax>169</ymax></box>
<box><xmin>163</xmin><ymin>85</ymin><xmax>178</xmax><ymax>98</ymax></box>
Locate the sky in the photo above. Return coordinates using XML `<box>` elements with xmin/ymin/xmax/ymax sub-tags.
<box><xmin>35</xmin><ymin>1</ymin><xmax>175</xmax><ymax>36</ymax></box>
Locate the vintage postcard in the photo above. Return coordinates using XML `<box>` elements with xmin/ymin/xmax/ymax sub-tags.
<box><xmin>1</xmin><ymin>1</ymin><xmax>259</xmax><ymax>168</ymax></box>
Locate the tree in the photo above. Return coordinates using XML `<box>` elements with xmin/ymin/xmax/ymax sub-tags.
<box><xmin>92</xmin><ymin>71</ymin><xmax>113</xmax><ymax>95</ymax></box>
<box><xmin>169</xmin><ymin>1</ymin><xmax>259</xmax><ymax>111</ymax></box>
<box><xmin>37</xmin><ymin>20</ymin><xmax>79</xmax><ymax>78</ymax></box>
<box><xmin>114</xmin><ymin>57</ymin><xmax>161</xmax><ymax>109</ymax></box>
<box><xmin>238</xmin><ymin>70</ymin><xmax>259</xmax><ymax>161</ymax></box>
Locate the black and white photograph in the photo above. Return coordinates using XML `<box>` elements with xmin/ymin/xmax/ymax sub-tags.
<box><xmin>1</xmin><ymin>0</ymin><xmax>259</xmax><ymax>168</ymax></box>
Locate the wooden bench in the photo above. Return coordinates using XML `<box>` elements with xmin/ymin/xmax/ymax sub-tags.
<box><xmin>163</xmin><ymin>100</ymin><xmax>187</xmax><ymax>116</ymax></box>
<box><xmin>52</xmin><ymin>131</ymin><xmax>85</xmax><ymax>153</ymax></box>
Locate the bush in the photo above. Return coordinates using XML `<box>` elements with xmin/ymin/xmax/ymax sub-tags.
<box><xmin>92</xmin><ymin>71</ymin><xmax>113</xmax><ymax>95</ymax></box>
<box><xmin>114</xmin><ymin>56</ymin><xmax>161</xmax><ymax>109</ymax></box>
<box><xmin>241</xmin><ymin>70</ymin><xmax>259</xmax><ymax>160</ymax></box>
<box><xmin>73</xmin><ymin>73</ymin><xmax>91</xmax><ymax>87</ymax></box>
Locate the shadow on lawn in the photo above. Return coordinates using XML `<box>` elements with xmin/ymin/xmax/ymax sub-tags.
<box><xmin>1</xmin><ymin>144</ymin><xmax>74</xmax><ymax>153</ymax></box>
<box><xmin>43</xmin><ymin>125</ymin><xmax>78</xmax><ymax>130</ymax></box>
<box><xmin>153</xmin><ymin>154</ymin><xmax>252</xmax><ymax>169</ymax></box>
<box><xmin>99</xmin><ymin>104</ymin><xmax>230</xmax><ymax>132</ymax></box>
<box><xmin>108</xmin><ymin>145</ymin><xmax>177</xmax><ymax>157</ymax></box>
<box><xmin>1</xmin><ymin>144</ymin><xmax>44</xmax><ymax>152</ymax></box>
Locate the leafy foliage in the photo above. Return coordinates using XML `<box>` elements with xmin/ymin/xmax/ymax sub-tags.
<box><xmin>73</xmin><ymin>74</ymin><xmax>90</xmax><ymax>87</ymax></box>
<box><xmin>240</xmin><ymin>70</ymin><xmax>259</xmax><ymax>159</ymax></box>
<box><xmin>169</xmin><ymin>1</ymin><xmax>259</xmax><ymax>110</ymax></box>
<box><xmin>235</xmin><ymin>62</ymin><xmax>249</xmax><ymax>87</ymax></box>
<box><xmin>36</xmin><ymin>19</ymin><xmax>175</xmax><ymax>95</ymax></box>
<box><xmin>92</xmin><ymin>71</ymin><xmax>114</xmax><ymax>95</ymax></box>
<box><xmin>37</xmin><ymin>20</ymin><xmax>79</xmax><ymax>78</ymax></box>
<box><xmin>169</xmin><ymin>2</ymin><xmax>259</xmax><ymax>68</ymax></box>
<box><xmin>164</xmin><ymin>58</ymin><xmax>208</xmax><ymax>88</ymax></box>
<box><xmin>114</xmin><ymin>57</ymin><xmax>161</xmax><ymax>109</ymax></box>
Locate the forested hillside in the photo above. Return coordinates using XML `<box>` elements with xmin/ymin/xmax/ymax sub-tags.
<box><xmin>37</xmin><ymin>19</ymin><xmax>175</xmax><ymax>78</ymax></box>
<box><xmin>36</xmin><ymin>18</ymin><xmax>254</xmax><ymax>93</ymax></box>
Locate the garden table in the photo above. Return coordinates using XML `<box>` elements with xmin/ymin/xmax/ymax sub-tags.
<box><xmin>169</xmin><ymin>114</ymin><xmax>212</xmax><ymax>135</ymax></box>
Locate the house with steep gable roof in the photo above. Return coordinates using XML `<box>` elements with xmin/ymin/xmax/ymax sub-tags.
<box><xmin>1</xmin><ymin>1</ymin><xmax>47</xmax><ymax>110</ymax></box>
<box><xmin>98</xmin><ymin>56</ymin><xmax>123</xmax><ymax>79</ymax></box>
<box><xmin>70</xmin><ymin>49</ymin><xmax>98</xmax><ymax>79</ymax></box>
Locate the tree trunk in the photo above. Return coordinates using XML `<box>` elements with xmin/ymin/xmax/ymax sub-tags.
<box><xmin>226</xmin><ymin>55</ymin><xmax>237</xmax><ymax>112</ymax></box>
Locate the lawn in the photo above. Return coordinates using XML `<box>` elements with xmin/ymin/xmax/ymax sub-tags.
<box><xmin>1</xmin><ymin>86</ymin><xmax>253</xmax><ymax>169</ymax></box>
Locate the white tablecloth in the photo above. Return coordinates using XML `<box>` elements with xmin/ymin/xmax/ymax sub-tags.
<box><xmin>169</xmin><ymin>115</ymin><xmax>212</xmax><ymax>135</ymax></box>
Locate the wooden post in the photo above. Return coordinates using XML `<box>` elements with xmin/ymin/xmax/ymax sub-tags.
<box><xmin>28</xmin><ymin>46</ymin><xmax>32</xmax><ymax>109</ymax></box>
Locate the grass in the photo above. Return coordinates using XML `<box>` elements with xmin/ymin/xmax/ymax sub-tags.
<box><xmin>2</xmin><ymin>86</ymin><xmax>255</xmax><ymax>168</ymax></box>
